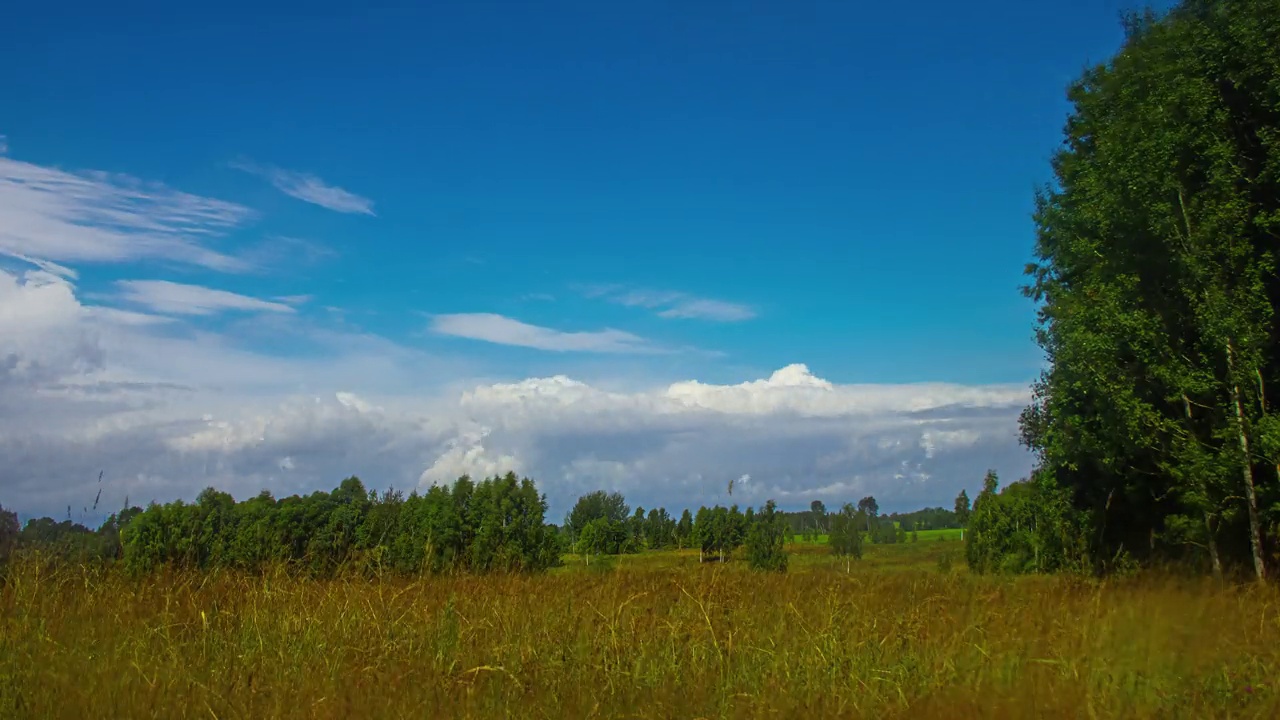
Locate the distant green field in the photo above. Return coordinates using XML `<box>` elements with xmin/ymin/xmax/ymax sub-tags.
<box><xmin>786</xmin><ymin>527</ymin><xmax>964</xmax><ymax>545</ymax></box>
<box><xmin>555</xmin><ymin>527</ymin><xmax>966</xmax><ymax>575</ymax></box>
<box><xmin>913</xmin><ymin>527</ymin><xmax>964</xmax><ymax>541</ymax></box>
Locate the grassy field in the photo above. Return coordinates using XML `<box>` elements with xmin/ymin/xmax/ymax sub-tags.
<box><xmin>2</xmin><ymin>538</ymin><xmax>1277</xmax><ymax>719</ymax></box>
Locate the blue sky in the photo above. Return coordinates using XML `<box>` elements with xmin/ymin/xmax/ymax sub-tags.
<box><xmin>0</xmin><ymin>0</ymin><xmax>1157</xmax><ymax>518</ymax></box>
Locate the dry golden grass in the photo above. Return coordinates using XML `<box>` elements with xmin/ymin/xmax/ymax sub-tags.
<box><xmin>1</xmin><ymin>541</ymin><xmax>1277</xmax><ymax>719</ymax></box>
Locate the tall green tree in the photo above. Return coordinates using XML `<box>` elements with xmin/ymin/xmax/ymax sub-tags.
<box><xmin>857</xmin><ymin>496</ymin><xmax>879</xmax><ymax>531</ymax></box>
<box><xmin>676</xmin><ymin>509</ymin><xmax>694</xmax><ymax>548</ymax></box>
<box><xmin>809</xmin><ymin>500</ymin><xmax>827</xmax><ymax>534</ymax></box>
<box><xmin>564</xmin><ymin>491</ymin><xmax>629</xmax><ymax>547</ymax></box>
<box><xmin>954</xmin><ymin>490</ymin><xmax>971</xmax><ymax>528</ymax></box>
<box><xmin>1022</xmin><ymin>0</ymin><xmax>1280</xmax><ymax>578</ymax></box>
<box><xmin>828</xmin><ymin>503</ymin><xmax>865</xmax><ymax>572</ymax></box>
<box><xmin>746</xmin><ymin>500</ymin><xmax>788</xmax><ymax>572</ymax></box>
<box><xmin>0</xmin><ymin>503</ymin><xmax>19</xmax><ymax>563</ymax></box>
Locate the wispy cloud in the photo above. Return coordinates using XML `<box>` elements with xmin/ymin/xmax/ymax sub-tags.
<box><xmin>429</xmin><ymin>313</ymin><xmax>661</xmax><ymax>353</ymax></box>
<box><xmin>656</xmin><ymin>298</ymin><xmax>757</xmax><ymax>321</ymax></box>
<box><xmin>0</xmin><ymin>135</ymin><xmax>8</xmax><ymax>155</ymax></box>
<box><xmin>115</xmin><ymin>280</ymin><xmax>298</xmax><ymax>316</ymax></box>
<box><xmin>583</xmin><ymin>285</ymin><xmax>756</xmax><ymax>322</ymax></box>
<box><xmin>230</xmin><ymin>158</ymin><xmax>375</xmax><ymax>216</ymax></box>
<box><xmin>1</xmin><ymin>253</ymin><xmax>78</xmax><ymax>280</ymax></box>
<box><xmin>0</xmin><ymin>156</ymin><xmax>254</xmax><ymax>271</ymax></box>
<box><xmin>236</xmin><ymin>235</ymin><xmax>337</xmax><ymax>275</ymax></box>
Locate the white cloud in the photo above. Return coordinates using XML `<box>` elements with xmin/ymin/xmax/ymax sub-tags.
<box><xmin>658</xmin><ymin>298</ymin><xmax>756</xmax><ymax>321</ymax></box>
<box><xmin>585</xmin><ymin>285</ymin><xmax>756</xmax><ymax>322</ymax></box>
<box><xmin>114</xmin><ymin>280</ymin><xmax>298</xmax><ymax>316</ymax></box>
<box><xmin>0</xmin><ymin>156</ymin><xmax>253</xmax><ymax>271</ymax></box>
<box><xmin>238</xmin><ymin>236</ymin><xmax>337</xmax><ymax>272</ymax></box>
<box><xmin>0</xmin><ymin>135</ymin><xmax>8</xmax><ymax>155</ymax></box>
<box><xmin>430</xmin><ymin>313</ymin><xmax>663</xmax><ymax>354</ymax></box>
<box><xmin>0</xmin><ymin>265</ymin><xmax>1033</xmax><ymax>522</ymax></box>
<box><xmin>230</xmin><ymin>158</ymin><xmax>375</xmax><ymax>216</ymax></box>
<box><xmin>663</xmin><ymin>364</ymin><xmax>1030</xmax><ymax>417</ymax></box>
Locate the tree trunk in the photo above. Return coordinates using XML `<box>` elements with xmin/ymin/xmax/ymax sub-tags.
<box><xmin>1203</xmin><ymin>511</ymin><xmax>1222</xmax><ymax>580</ymax></box>
<box><xmin>1228</xmin><ymin>340</ymin><xmax>1266</xmax><ymax>581</ymax></box>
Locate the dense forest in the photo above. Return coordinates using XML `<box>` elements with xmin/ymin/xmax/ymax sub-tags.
<box><xmin>971</xmin><ymin>0</ymin><xmax>1280</xmax><ymax>579</ymax></box>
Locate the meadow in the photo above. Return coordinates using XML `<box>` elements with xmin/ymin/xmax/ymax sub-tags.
<box><xmin>2</xmin><ymin>537</ymin><xmax>1276</xmax><ymax>719</ymax></box>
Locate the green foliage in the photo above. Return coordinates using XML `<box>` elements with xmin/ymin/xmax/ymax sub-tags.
<box><xmin>644</xmin><ymin>507</ymin><xmax>677</xmax><ymax>550</ymax></box>
<box><xmin>567</xmin><ymin>500</ymin><xmax>682</xmax><ymax>557</ymax></box>
<box><xmin>692</xmin><ymin>504</ymin><xmax>747</xmax><ymax>562</ymax></box>
<box><xmin>576</xmin><ymin>517</ymin><xmax>628</xmax><ymax>557</ymax></box>
<box><xmin>745</xmin><ymin>500</ymin><xmax>788</xmax><ymax>572</ymax></box>
<box><xmin>965</xmin><ymin>471</ymin><xmax>1089</xmax><ymax>575</ymax></box>
<box><xmin>828</xmin><ymin>503</ymin><xmax>865</xmax><ymax>564</ymax></box>
<box><xmin>0</xmin><ymin>504</ymin><xmax>18</xmax><ymax>564</ymax></box>
<box><xmin>13</xmin><ymin>504</ymin><xmax>138</xmax><ymax>565</ymax></box>
<box><xmin>564</xmin><ymin>491</ymin><xmax>629</xmax><ymax>544</ymax></box>
<box><xmin>869</xmin><ymin>518</ymin><xmax>900</xmax><ymax>545</ymax></box>
<box><xmin>857</xmin><ymin>496</ymin><xmax>879</xmax><ymax>526</ymax></box>
<box><xmin>1022</xmin><ymin>0</ymin><xmax>1280</xmax><ymax>575</ymax></box>
<box><xmin>675</xmin><ymin>509</ymin><xmax>693</xmax><ymax>548</ymax></box>
<box><xmin>809</xmin><ymin>500</ymin><xmax>827</xmax><ymax>534</ymax></box>
<box><xmin>954</xmin><ymin>490</ymin><xmax>971</xmax><ymax>527</ymax></box>
<box><xmin>777</xmin><ymin>498</ymin><xmax>960</xmax><ymax>543</ymax></box>
<box><xmin>115</xmin><ymin>473</ymin><xmax>560</xmax><ymax>577</ymax></box>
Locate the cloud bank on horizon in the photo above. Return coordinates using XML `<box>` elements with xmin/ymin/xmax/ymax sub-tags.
<box><xmin>0</xmin><ymin>144</ymin><xmax>1034</xmax><ymax>522</ymax></box>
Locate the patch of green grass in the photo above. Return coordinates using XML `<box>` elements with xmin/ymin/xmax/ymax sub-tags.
<box><xmin>914</xmin><ymin>528</ymin><xmax>964</xmax><ymax>542</ymax></box>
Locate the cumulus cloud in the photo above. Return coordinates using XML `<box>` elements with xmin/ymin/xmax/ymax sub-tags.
<box><xmin>114</xmin><ymin>280</ymin><xmax>298</xmax><ymax>316</ymax></box>
<box><xmin>230</xmin><ymin>158</ymin><xmax>375</xmax><ymax>215</ymax></box>
<box><xmin>0</xmin><ymin>156</ymin><xmax>253</xmax><ymax>271</ymax></box>
<box><xmin>584</xmin><ymin>285</ymin><xmax>757</xmax><ymax>322</ymax></box>
<box><xmin>0</xmin><ymin>264</ymin><xmax>1033</xmax><ymax>523</ymax></box>
<box><xmin>430</xmin><ymin>313</ymin><xmax>663</xmax><ymax>354</ymax></box>
<box><xmin>448</xmin><ymin>363</ymin><xmax>1032</xmax><ymax>509</ymax></box>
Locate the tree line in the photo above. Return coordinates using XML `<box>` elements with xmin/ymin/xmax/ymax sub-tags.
<box><xmin>781</xmin><ymin>498</ymin><xmax>962</xmax><ymax>544</ymax></box>
<box><xmin>0</xmin><ymin>475</ymin><xmax>563</xmax><ymax>577</ymax></box>
<box><xmin>3</xmin><ymin>480</ymin><xmax>940</xmax><ymax>576</ymax></box>
<box><xmin>559</xmin><ymin>490</ymin><xmax>789</xmax><ymax>568</ymax></box>
<box><xmin>0</xmin><ymin>478</ymin><xmax>805</xmax><ymax>575</ymax></box>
